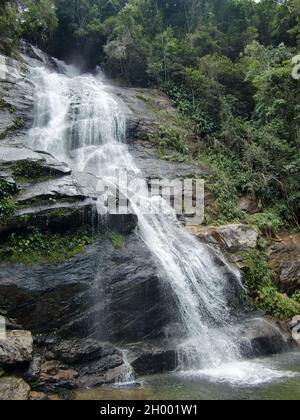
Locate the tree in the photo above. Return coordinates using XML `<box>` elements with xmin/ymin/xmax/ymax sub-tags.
<box><xmin>20</xmin><ymin>0</ymin><xmax>58</xmax><ymax>47</ymax></box>
<box><xmin>0</xmin><ymin>1</ymin><xmax>21</xmax><ymax>53</ymax></box>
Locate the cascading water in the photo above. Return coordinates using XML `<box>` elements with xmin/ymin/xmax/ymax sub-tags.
<box><xmin>27</xmin><ymin>53</ymin><xmax>296</xmax><ymax>385</ymax></box>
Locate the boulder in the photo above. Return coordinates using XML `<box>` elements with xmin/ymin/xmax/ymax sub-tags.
<box><xmin>290</xmin><ymin>316</ymin><xmax>300</xmax><ymax>348</ymax></box>
<box><xmin>236</xmin><ymin>317</ymin><xmax>295</xmax><ymax>358</ymax></box>
<box><xmin>187</xmin><ymin>224</ymin><xmax>259</xmax><ymax>252</ymax></box>
<box><xmin>128</xmin><ymin>343</ymin><xmax>177</xmax><ymax>376</ymax></box>
<box><xmin>238</xmin><ymin>194</ymin><xmax>259</xmax><ymax>214</ymax></box>
<box><xmin>78</xmin><ymin>353</ymin><xmax>123</xmax><ymax>375</ymax></box>
<box><xmin>0</xmin><ymin>377</ymin><xmax>30</xmax><ymax>400</ymax></box>
<box><xmin>0</xmin><ymin>330</ymin><xmax>33</xmax><ymax>366</ymax></box>
<box><xmin>268</xmin><ymin>234</ymin><xmax>300</xmax><ymax>295</ymax></box>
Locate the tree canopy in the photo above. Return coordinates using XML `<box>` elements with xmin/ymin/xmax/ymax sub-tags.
<box><xmin>0</xmin><ymin>0</ymin><xmax>299</xmax><ymax>227</ymax></box>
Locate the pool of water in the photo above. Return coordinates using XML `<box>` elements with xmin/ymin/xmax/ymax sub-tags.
<box><xmin>76</xmin><ymin>352</ymin><xmax>300</xmax><ymax>400</ymax></box>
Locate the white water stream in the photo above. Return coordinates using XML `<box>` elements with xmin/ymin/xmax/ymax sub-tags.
<box><xmin>27</xmin><ymin>54</ymin><xmax>296</xmax><ymax>386</ymax></box>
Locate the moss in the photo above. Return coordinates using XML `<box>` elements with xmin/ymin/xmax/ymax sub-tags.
<box><xmin>110</xmin><ymin>231</ymin><xmax>125</xmax><ymax>249</ymax></box>
<box><xmin>244</xmin><ymin>249</ymin><xmax>300</xmax><ymax>319</ymax></box>
<box><xmin>0</xmin><ymin>179</ymin><xmax>16</xmax><ymax>224</ymax></box>
<box><xmin>14</xmin><ymin>115</ymin><xmax>25</xmax><ymax>128</ymax></box>
<box><xmin>12</xmin><ymin>160</ymin><xmax>51</xmax><ymax>183</ymax></box>
<box><xmin>0</xmin><ymin>226</ymin><xmax>96</xmax><ymax>266</ymax></box>
<box><xmin>0</xmin><ymin>96</ymin><xmax>5</xmax><ymax>110</ymax></box>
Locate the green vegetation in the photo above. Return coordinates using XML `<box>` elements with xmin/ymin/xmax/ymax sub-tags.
<box><xmin>0</xmin><ymin>0</ymin><xmax>58</xmax><ymax>54</ymax></box>
<box><xmin>0</xmin><ymin>179</ymin><xmax>16</xmax><ymax>224</ymax></box>
<box><xmin>0</xmin><ymin>226</ymin><xmax>95</xmax><ymax>265</ymax></box>
<box><xmin>1</xmin><ymin>0</ymin><xmax>300</xmax><ymax>318</ymax></box>
<box><xmin>12</xmin><ymin>160</ymin><xmax>50</xmax><ymax>183</ymax></box>
<box><xmin>110</xmin><ymin>231</ymin><xmax>125</xmax><ymax>249</ymax></box>
<box><xmin>245</xmin><ymin>250</ymin><xmax>300</xmax><ymax>319</ymax></box>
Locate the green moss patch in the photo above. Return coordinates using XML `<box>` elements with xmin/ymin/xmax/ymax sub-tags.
<box><xmin>0</xmin><ymin>179</ymin><xmax>16</xmax><ymax>224</ymax></box>
<box><xmin>110</xmin><ymin>231</ymin><xmax>125</xmax><ymax>249</ymax></box>
<box><xmin>0</xmin><ymin>226</ymin><xmax>96</xmax><ymax>265</ymax></box>
<box><xmin>12</xmin><ymin>160</ymin><xmax>50</xmax><ymax>182</ymax></box>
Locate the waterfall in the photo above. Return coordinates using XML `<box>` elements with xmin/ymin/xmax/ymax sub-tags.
<box><xmin>26</xmin><ymin>54</ymin><xmax>295</xmax><ymax>383</ymax></box>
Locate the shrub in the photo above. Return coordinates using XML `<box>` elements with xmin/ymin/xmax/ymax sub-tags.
<box><xmin>0</xmin><ymin>179</ymin><xmax>16</xmax><ymax>223</ymax></box>
<box><xmin>245</xmin><ymin>250</ymin><xmax>300</xmax><ymax>319</ymax></box>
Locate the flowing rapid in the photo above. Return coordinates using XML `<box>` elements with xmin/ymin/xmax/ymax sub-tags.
<box><xmin>27</xmin><ymin>53</ymin><xmax>296</xmax><ymax>385</ymax></box>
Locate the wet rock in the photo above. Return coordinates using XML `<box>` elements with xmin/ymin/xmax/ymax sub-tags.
<box><xmin>26</xmin><ymin>339</ymin><xmax>124</xmax><ymax>391</ymax></box>
<box><xmin>236</xmin><ymin>317</ymin><xmax>295</xmax><ymax>358</ymax></box>
<box><xmin>79</xmin><ymin>374</ymin><xmax>105</xmax><ymax>388</ymax></box>
<box><xmin>0</xmin><ymin>234</ymin><xmax>175</xmax><ymax>341</ymax></box>
<box><xmin>0</xmin><ymin>110</ymin><xmax>16</xmax><ymax>139</ymax></box>
<box><xmin>26</xmin><ymin>358</ymin><xmax>79</xmax><ymax>393</ymax></box>
<box><xmin>0</xmin><ymin>330</ymin><xmax>33</xmax><ymax>365</ymax></box>
<box><xmin>0</xmin><ymin>146</ymin><xmax>40</xmax><ymax>164</ymax></box>
<box><xmin>78</xmin><ymin>363</ymin><xmax>128</xmax><ymax>388</ymax></box>
<box><xmin>290</xmin><ymin>316</ymin><xmax>300</xmax><ymax>348</ymax></box>
<box><xmin>0</xmin><ymin>377</ymin><xmax>30</xmax><ymax>400</ymax></box>
<box><xmin>78</xmin><ymin>354</ymin><xmax>126</xmax><ymax>387</ymax></box>
<box><xmin>268</xmin><ymin>234</ymin><xmax>300</xmax><ymax>295</ymax></box>
<box><xmin>187</xmin><ymin>224</ymin><xmax>259</xmax><ymax>252</ymax></box>
<box><xmin>0</xmin><ymin>146</ymin><xmax>71</xmax><ymax>177</ymax></box>
<box><xmin>128</xmin><ymin>343</ymin><xmax>177</xmax><ymax>376</ymax></box>
<box><xmin>78</xmin><ymin>354</ymin><xmax>124</xmax><ymax>379</ymax></box>
<box><xmin>35</xmin><ymin>151</ymin><xmax>72</xmax><ymax>176</ymax></box>
<box><xmin>50</xmin><ymin>339</ymin><xmax>121</xmax><ymax>365</ymax></box>
<box><xmin>108</xmin><ymin>86</ymin><xmax>158</xmax><ymax>141</ymax></box>
<box><xmin>0</xmin><ymin>53</ymin><xmax>34</xmax><ymax>131</ymax></box>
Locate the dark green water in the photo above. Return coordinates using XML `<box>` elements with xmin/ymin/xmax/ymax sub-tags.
<box><xmin>76</xmin><ymin>352</ymin><xmax>300</xmax><ymax>400</ymax></box>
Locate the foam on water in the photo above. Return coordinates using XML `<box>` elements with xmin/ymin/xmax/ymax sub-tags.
<box><xmin>179</xmin><ymin>360</ymin><xmax>297</xmax><ymax>387</ymax></box>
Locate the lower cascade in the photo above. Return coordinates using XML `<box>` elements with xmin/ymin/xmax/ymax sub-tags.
<box><xmin>25</xmin><ymin>50</ymin><xmax>296</xmax><ymax>385</ymax></box>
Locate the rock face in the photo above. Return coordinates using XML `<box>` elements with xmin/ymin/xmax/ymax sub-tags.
<box><xmin>268</xmin><ymin>234</ymin><xmax>300</xmax><ymax>295</ymax></box>
<box><xmin>25</xmin><ymin>337</ymin><xmax>125</xmax><ymax>392</ymax></box>
<box><xmin>187</xmin><ymin>224</ymin><xmax>259</xmax><ymax>252</ymax></box>
<box><xmin>128</xmin><ymin>343</ymin><xmax>177</xmax><ymax>376</ymax></box>
<box><xmin>236</xmin><ymin>317</ymin><xmax>295</xmax><ymax>358</ymax></box>
<box><xmin>290</xmin><ymin>316</ymin><xmax>300</xmax><ymax>348</ymax></box>
<box><xmin>0</xmin><ymin>377</ymin><xmax>31</xmax><ymax>400</ymax></box>
<box><xmin>0</xmin><ymin>330</ymin><xmax>33</xmax><ymax>365</ymax></box>
<box><xmin>128</xmin><ymin>143</ymin><xmax>209</xmax><ymax>181</ymax></box>
<box><xmin>0</xmin><ymin>233</ymin><xmax>177</xmax><ymax>341</ymax></box>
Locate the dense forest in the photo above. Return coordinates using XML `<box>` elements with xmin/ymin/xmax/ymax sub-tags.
<box><xmin>1</xmin><ymin>1</ymin><xmax>300</xmax><ymax>401</ymax></box>
<box><xmin>1</xmin><ymin>0</ymin><xmax>300</xmax><ymax>317</ymax></box>
<box><xmin>2</xmin><ymin>0</ymin><xmax>299</xmax><ymax>231</ymax></box>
